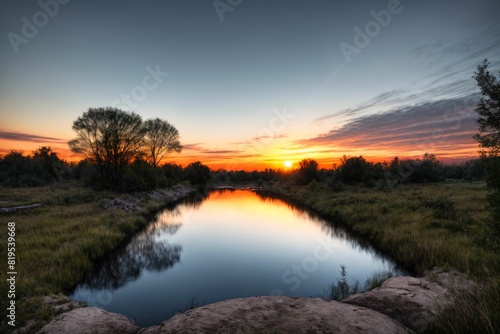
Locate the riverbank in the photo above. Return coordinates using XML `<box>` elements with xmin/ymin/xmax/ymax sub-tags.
<box><xmin>0</xmin><ymin>182</ymin><xmax>198</xmax><ymax>334</ymax></box>
<box><xmin>1</xmin><ymin>181</ymin><xmax>498</xmax><ymax>333</ymax></box>
<box><xmin>256</xmin><ymin>181</ymin><xmax>500</xmax><ymax>333</ymax></box>
<box><xmin>253</xmin><ymin>182</ymin><xmax>492</xmax><ymax>276</ymax></box>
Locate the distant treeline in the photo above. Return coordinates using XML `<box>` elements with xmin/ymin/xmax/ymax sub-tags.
<box><xmin>0</xmin><ymin>147</ymin><xmax>484</xmax><ymax>191</ymax></box>
<box><xmin>212</xmin><ymin>153</ymin><xmax>484</xmax><ymax>190</ymax></box>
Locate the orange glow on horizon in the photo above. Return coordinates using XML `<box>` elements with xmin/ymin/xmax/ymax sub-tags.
<box><xmin>0</xmin><ymin>137</ymin><xmax>481</xmax><ymax>171</ymax></box>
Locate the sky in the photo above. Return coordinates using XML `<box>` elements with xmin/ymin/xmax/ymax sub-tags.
<box><xmin>1</xmin><ymin>0</ymin><xmax>499</xmax><ymax>170</ymax></box>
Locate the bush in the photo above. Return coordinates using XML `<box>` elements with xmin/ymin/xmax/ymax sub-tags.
<box><xmin>119</xmin><ymin>159</ymin><xmax>164</xmax><ymax>192</ymax></box>
<box><xmin>0</xmin><ymin>147</ymin><xmax>68</xmax><ymax>187</ymax></box>
<box><xmin>183</xmin><ymin>161</ymin><xmax>211</xmax><ymax>185</ymax></box>
<box><xmin>161</xmin><ymin>163</ymin><xmax>183</xmax><ymax>183</ymax></box>
<box><xmin>292</xmin><ymin>159</ymin><xmax>319</xmax><ymax>185</ymax></box>
<box><xmin>336</xmin><ymin>156</ymin><xmax>373</xmax><ymax>184</ymax></box>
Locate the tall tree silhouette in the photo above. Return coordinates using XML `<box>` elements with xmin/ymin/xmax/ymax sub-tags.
<box><xmin>473</xmin><ymin>59</ymin><xmax>500</xmax><ymax>235</ymax></box>
<box><xmin>143</xmin><ymin>118</ymin><xmax>182</xmax><ymax>167</ymax></box>
<box><xmin>68</xmin><ymin>107</ymin><xmax>145</xmax><ymax>188</ymax></box>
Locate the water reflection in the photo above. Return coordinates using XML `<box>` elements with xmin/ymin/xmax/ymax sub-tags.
<box><xmin>254</xmin><ymin>191</ymin><xmax>392</xmax><ymax>262</ymax></box>
<box><xmin>71</xmin><ymin>189</ymin><xmax>405</xmax><ymax>327</ymax></box>
<box><xmin>82</xmin><ymin>223</ymin><xmax>183</xmax><ymax>290</ymax></box>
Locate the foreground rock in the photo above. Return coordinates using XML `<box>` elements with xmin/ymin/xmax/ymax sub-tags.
<box><xmin>139</xmin><ymin>296</ymin><xmax>413</xmax><ymax>334</ymax></box>
<box><xmin>344</xmin><ymin>268</ymin><xmax>477</xmax><ymax>333</ymax></box>
<box><xmin>36</xmin><ymin>307</ymin><xmax>139</xmax><ymax>334</ymax></box>
<box><xmin>36</xmin><ymin>267</ymin><xmax>475</xmax><ymax>333</ymax></box>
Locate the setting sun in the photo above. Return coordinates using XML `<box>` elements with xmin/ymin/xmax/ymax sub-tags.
<box><xmin>284</xmin><ymin>161</ymin><xmax>292</xmax><ymax>168</ymax></box>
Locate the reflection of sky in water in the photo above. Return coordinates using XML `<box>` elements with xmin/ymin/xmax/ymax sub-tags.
<box><xmin>71</xmin><ymin>190</ymin><xmax>404</xmax><ymax>327</ymax></box>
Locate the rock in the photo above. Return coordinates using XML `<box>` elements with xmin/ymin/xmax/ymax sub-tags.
<box><xmin>101</xmin><ymin>184</ymin><xmax>197</xmax><ymax>212</ymax></box>
<box><xmin>36</xmin><ymin>307</ymin><xmax>139</xmax><ymax>334</ymax></box>
<box><xmin>38</xmin><ymin>268</ymin><xmax>475</xmax><ymax>333</ymax></box>
<box><xmin>139</xmin><ymin>296</ymin><xmax>413</xmax><ymax>334</ymax></box>
<box><xmin>343</xmin><ymin>268</ymin><xmax>476</xmax><ymax>333</ymax></box>
<box><xmin>42</xmin><ymin>294</ymin><xmax>82</xmax><ymax>313</ymax></box>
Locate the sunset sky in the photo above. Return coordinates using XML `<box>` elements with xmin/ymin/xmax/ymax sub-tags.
<box><xmin>1</xmin><ymin>0</ymin><xmax>499</xmax><ymax>170</ymax></box>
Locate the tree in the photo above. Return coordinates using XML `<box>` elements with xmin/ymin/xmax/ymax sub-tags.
<box><xmin>68</xmin><ymin>107</ymin><xmax>145</xmax><ymax>188</ymax></box>
<box><xmin>408</xmin><ymin>153</ymin><xmax>443</xmax><ymax>183</ymax></box>
<box><xmin>473</xmin><ymin>59</ymin><xmax>500</xmax><ymax>234</ymax></box>
<box><xmin>183</xmin><ymin>161</ymin><xmax>211</xmax><ymax>185</ymax></box>
<box><xmin>0</xmin><ymin>147</ymin><xmax>68</xmax><ymax>187</ymax></box>
<box><xmin>143</xmin><ymin>118</ymin><xmax>182</xmax><ymax>167</ymax></box>
<box><xmin>293</xmin><ymin>159</ymin><xmax>319</xmax><ymax>185</ymax></box>
<box><xmin>32</xmin><ymin>146</ymin><xmax>66</xmax><ymax>182</ymax></box>
<box><xmin>473</xmin><ymin>59</ymin><xmax>500</xmax><ymax>154</ymax></box>
<box><xmin>337</xmin><ymin>155</ymin><xmax>372</xmax><ymax>184</ymax></box>
<box><xmin>0</xmin><ymin>150</ymin><xmax>31</xmax><ymax>187</ymax></box>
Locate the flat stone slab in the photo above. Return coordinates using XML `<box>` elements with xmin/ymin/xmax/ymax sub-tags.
<box><xmin>139</xmin><ymin>296</ymin><xmax>413</xmax><ymax>334</ymax></box>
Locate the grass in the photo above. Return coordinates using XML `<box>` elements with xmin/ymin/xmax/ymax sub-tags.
<box><xmin>427</xmin><ymin>278</ymin><xmax>500</xmax><ymax>334</ymax></box>
<box><xmin>0</xmin><ymin>181</ymin><xmax>175</xmax><ymax>333</ymax></box>
<box><xmin>262</xmin><ymin>180</ymin><xmax>500</xmax><ymax>333</ymax></box>
<box><xmin>265</xmin><ymin>181</ymin><xmax>497</xmax><ymax>277</ymax></box>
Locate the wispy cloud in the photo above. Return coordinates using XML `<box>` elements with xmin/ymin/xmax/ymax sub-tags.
<box><xmin>251</xmin><ymin>133</ymin><xmax>288</xmax><ymax>142</ymax></box>
<box><xmin>182</xmin><ymin>143</ymin><xmax>243</xmax><ymax>155</ymax></box>
<box><xmin>182</xmin><ymin>143</ymin><xmax>204</xmax><ymax>151</ymax></box>
<box><xmin>0</xmin><ymin>130</ymin><xmax>67</xmax><ymax>143</ymax></box>
<box><xmin>409</xmin><ymin>25</ymin><xmax>500</xmax><ymax>72</ymax></box>
<box><xmin>298</xmin><ymin>94</ymin><xmax>480</xmax><ymax>159</ymax></box>
<box><xmin>315</xmin><ymin>25</ymin><xmax>500</xmax><ymax>129</ymax></box>
<box><xmin>314</xmin><ymin>89</ymin><xmax>407</xmax><ymax>123</ymax></box>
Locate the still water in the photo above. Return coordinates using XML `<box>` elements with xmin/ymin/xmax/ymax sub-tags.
<box><xmin>71</xmin><ymin>189</ymin><xmax>403</xmax><ymax>326</ymax></box>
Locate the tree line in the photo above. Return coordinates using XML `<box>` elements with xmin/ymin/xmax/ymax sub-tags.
<box><xmin>0</xmin><ymin>146</ymin><xmax>485</xmax><ymax>190</ymax></box>
<box><xmin>0</xmin><ymin>147</ymin><xmax>211</xmax><ymax>192</ymax></box>
<box><xmin>210</xmin><ymin>154</ymin><xmax>484</xmax><ymax>187</ymax></box>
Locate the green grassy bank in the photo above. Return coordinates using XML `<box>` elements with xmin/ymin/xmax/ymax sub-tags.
<box><xmin>0</xmin><ymin>182</ymin><xmax>185</xmax><ymax>333</ymax></box>
<box><xmin>260</xmin><ymin>181</ymin><xmax>499</xmax><ymax>333</ymax></box>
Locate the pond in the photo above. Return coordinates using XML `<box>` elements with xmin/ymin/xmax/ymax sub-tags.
<box><xmin>70</xmin><ymin>189</ymin><xmax>404</xmax><ymax>326</ymax></box>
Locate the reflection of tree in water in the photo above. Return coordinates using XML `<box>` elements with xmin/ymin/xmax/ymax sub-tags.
<box><xmin>160</xmin><ymin>190</ymin><xmax>208</xmax><ymax>212</ymax></box>
<box><xmin>83</xmin><ymin>223</ymin><xmax>182</xmax><ymax>290</ymax></box>
<box><xmin>83</xmin><ymin>192</ymin><xmax>210</xmax><ymax>290</ymax></box>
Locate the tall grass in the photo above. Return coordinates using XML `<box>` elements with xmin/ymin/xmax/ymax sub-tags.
<box><xmin>427</xmin><ymin>277</ymin><xmax>500</xmax><ymax>334</ymax></box>
<box><xmin>0</xmin><ymin>181</ymin><xmax>164</xmax><ymax>333</ymax></box>
<box><xmin>264</xmin><ymin>181</ymin><xmax>500</xmax><ymax>333</ymax></box>
<box><xmin>267</xmin><ymin>181</ymin><xmax>498</xmax><ymax>277</ymax></box>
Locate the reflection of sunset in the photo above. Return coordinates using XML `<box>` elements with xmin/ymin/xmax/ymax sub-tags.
<box><xmin>172</xmin><ymin>190</ymin><xmax>327</xmax><ymax>241</ymax></box>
